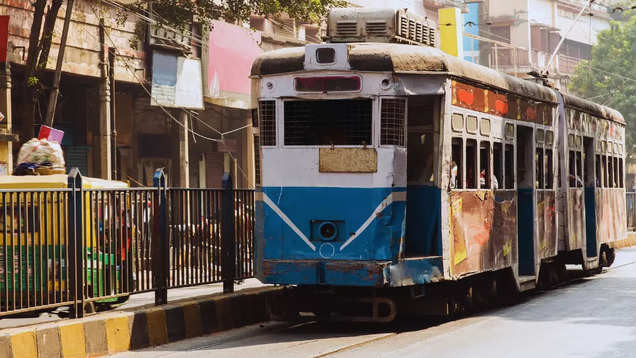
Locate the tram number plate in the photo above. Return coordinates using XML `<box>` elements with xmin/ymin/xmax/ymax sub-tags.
<box><xmin>319</xmin><ymin>148</ymin><xmax>377</xmax><ymax>173</ymax></box>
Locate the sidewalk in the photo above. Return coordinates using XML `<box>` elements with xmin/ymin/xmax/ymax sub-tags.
<box><xmin>0</xmin><ymin>279</ymin><xmax>267</xmax><ymax>330</ymax></box>
<box><xmin>0</xmin><ymin>281</ymin><xmax>283</xmax><ymax>358</ymax></box>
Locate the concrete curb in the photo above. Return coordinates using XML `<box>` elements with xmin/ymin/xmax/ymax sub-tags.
<box><xmin>0</xmin><ymin>286</ymin><xmax>283</xmax><ymax>358</ymax></box>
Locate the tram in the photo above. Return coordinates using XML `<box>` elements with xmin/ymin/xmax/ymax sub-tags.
<box><xmin>251</xmin><ymin>8</ymin><xmax>626</xmax><ymax>321</ymax></box>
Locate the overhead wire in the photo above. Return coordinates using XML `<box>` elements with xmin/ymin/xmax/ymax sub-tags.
<box><xmin>86</xmin><ymin>4</ymin><xmax>222</xmax><ymax>142</ymax></box>
<box><xmin>98</xmin><ymin>0</ymin><xmax>255</xmax><ymax>139</ymax></box>
<box><xmin>91</xmin><ymin>2</ymin><xmax>256</xmax><ymax>183</ymax></box>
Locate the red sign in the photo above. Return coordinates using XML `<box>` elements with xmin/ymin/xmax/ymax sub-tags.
<box><xmin>0</xmin><ymin>16</ymin><xmax>8</xmax><ymax>62</ymax></box>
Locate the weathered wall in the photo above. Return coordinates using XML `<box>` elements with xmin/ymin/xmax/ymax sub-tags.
<box><xmin>0</xmin><ymin>0</ymin><xmax>145</xmax><ymax>83</ymax></box>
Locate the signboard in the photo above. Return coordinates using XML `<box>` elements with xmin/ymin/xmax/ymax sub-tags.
<box><xmin>0</xmin><ymin>16</ymin><xmax>9</xmax><ymax>62</ymax></box>
<box><xmin>207</xmin><ymin>20</ymin><xmax>262</xmax><ymax>109</ymax></box>
<box><xmin>151</xmin><ymin>50</ymin><xmax>204</xmax><ymax>109</ymax></box>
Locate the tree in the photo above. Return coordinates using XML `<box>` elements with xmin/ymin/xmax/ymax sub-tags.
<box><xmin>130</xmin><ymin>0</ymin><xmax>346</xmax><ymax>31</ymax></box>
<box><xmin>25</xmin><ymin>0</ymin><xmax>64</xmax><ymax>123</ymax></box>
<box><xmin>569</xmin><ymin>9</ymin><xmax>636</xmax><ymax>157</ymax></box>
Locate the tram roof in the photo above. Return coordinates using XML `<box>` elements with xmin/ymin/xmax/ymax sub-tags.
<box><xmin>561</xmin><ymin>93</ymin><xmax>624</xmax><ymax>125</ymax></box>
<box><xmin>251</xmin><ymin>42</ymin><xmax>624</xmax><ymax>124</ymax></box>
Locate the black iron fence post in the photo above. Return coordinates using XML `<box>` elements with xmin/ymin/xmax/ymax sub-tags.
<box><xmin>67</xmin><ymin>168</ymin><xmax>84</xmax><ymax>318</ymax></box>
<box><xmin>222</xmin><ymin>173</ymin><xmax>235</xmax><ymax>293</ymax></box>
<box><xmin>153</xmin><ymin>169</ymin><xmax>169</xmax><ymax>305</ymax></box>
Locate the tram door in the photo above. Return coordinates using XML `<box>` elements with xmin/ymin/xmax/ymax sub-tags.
<box><xmin>405</xmin><ymin>96</ymin><xmax>441</xmax><ymax>257</ymax></box>
<box><xmin>516</xmin><ymin>125</ymin><xmax>535</xmax><ymax>275</ymax></box>
<box><xmin>584</xmin><ymin>137</ymin><xmax>597</xmax><ymax>257</ymax></box>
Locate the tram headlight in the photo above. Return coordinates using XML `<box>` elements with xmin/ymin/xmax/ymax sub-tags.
<box><xmin>318</xmin><ymin>221</ymin><xmax>338</xmax><ymax>241</ymax></box>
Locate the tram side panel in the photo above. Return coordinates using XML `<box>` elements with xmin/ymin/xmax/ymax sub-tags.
<box><xmin>448</xmin><ymin>190</ymin><xmax>517</xmax><ymax>277</ymax></box>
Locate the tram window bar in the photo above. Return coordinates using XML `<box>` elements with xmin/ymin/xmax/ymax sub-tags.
<box><xmin>493</xmin><ymin>142</ymin><xmax>503</xmax><ymax>190</ymax></box>
<box><xmin>545</xmin><ymin>149</ymin><xmax>553</xmax><ymax>189</ymax></box>
<box><xmin>536</xmin><ymin>148</ymin><xmax>544</xmax><ymax>189</ymax></box>
<box><xmin>479</xmin><ymin>141</ymin><xmax>491</xmax><ymax>189</ymax></box>
<box><xmin>451</xmin><ymin>138</ymin><xmax>463</xmax><ymax>189</ymax></box>
<box><xmin>504</xmin><ymin>144</ymin><xmax>514</xmax><ymax>189</ymax></box>
<box><xmin>466</xmin><ymin>139</ymin><xmax>477</xmax><ymax>189</ymax></box>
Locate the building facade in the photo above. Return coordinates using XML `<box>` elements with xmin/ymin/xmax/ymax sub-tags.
<box><xmin>0</xmin><ymin>0</ymin><xmax>320</xmax><ymax>188</ymax></box>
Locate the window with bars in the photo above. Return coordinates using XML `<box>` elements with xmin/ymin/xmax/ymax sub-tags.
<box><xmin>259</xmin><ymin>100</ymin><xmax>276</xmax><ymax>146</ymax></box>
<box><xmin>283</xmin><ymin>99</ymin><xmax>372</xmax><ymax>146</ymax></box>
<box><xmin>381</xmin><ymin>98</ymin><xmax>406</xmax><ymax>146</ymax></box>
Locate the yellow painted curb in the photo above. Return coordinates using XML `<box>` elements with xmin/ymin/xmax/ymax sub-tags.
<box><xmin>105</xmin><ymin>316</ymin><xmax>131</xmax><ymax>354</ymax></box>
<box><xmin>10</xmin><ymin>331</ymin><xmax>37</xmax><ymax>358</ymax></box>
<box><xmin>146</xmin><ymin>309</ymin><xmax>168</xmax><ymax>346</ymax></box>
<box><xmin>183</xmin><ymin>303</ymin><xmax>203</xmax><ymax>338</ymax></box>
<box><xmin>59</xmin><ymin>323</ymin><xmax>86</xmax><ymax>358</ymax></box>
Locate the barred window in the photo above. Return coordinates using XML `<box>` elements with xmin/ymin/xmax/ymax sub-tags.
<box><xmin>381</xmin><ymin>98</ymin><xmax>406</xmax><ymax>146</ymax></box>
<box><xmin>284</xmin><ymin>99</ymin><xmax>371</xmax><ymax>146</ymax></box>
<box><xmin>259</xmin><ymin>100</ymin><xmax>276</xmax><ymax>146</ymax></box>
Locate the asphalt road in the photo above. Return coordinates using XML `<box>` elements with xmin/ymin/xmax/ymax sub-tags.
<box><xmin>116</xmin><ymin>247</ymin><xmax>636</xmax><ymax>358</ymax></box>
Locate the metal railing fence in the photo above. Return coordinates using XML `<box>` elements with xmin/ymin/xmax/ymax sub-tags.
<box><xmin>0</xmin><ymin>169</ymin><xmax>254</xmax><ymax>318</ymax></box>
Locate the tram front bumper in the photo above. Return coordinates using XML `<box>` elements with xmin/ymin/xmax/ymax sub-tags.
<box><xmin>257</xmin><ymin>257</ymin><xmax>444</xmax><ymax>287</ymax></box>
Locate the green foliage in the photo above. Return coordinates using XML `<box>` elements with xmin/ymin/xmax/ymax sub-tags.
<box><xmin>127</xmin><ymin>0</ymin><xmax>346</xmax><ymax>32</ymax></box>
<box><xmin>569</xmin><ymin>10</ymin><xmax>636</xmax><ymax>157</ymax></box>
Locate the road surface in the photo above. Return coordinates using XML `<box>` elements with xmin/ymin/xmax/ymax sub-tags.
<box><xmin>116</xmin><ymin>247</ymin><xmax>636</xmax><ymax>358</ymax></box>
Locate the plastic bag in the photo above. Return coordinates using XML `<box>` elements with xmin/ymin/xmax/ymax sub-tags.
<box><xmin>17</xmin><ymin>138</ymin><xmax>65</xmax><ymax>168</ymax></box>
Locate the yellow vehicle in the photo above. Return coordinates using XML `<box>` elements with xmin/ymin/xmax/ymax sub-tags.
<box><xmin>0</xmin><ymin>174</ymin><xmax>132</xmax><ymax>310</ymax></box>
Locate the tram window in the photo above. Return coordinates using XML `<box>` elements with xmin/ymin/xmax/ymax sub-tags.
<box><xmin>466</xmin><ymin>139</ymin><xmax>477</xmax><ymax>189</ymax></box>
<box><xmin>493</xmin><ymin>142</ymin><xmax>503</xmax><ymax>190</ymax></box>
<box><xmin>451</xmin><ymin>138</ymin><xmax>463</xmax><ymax>189</ymax></box>
<box><xmin>568</xmin><ymin>151</ymin><xmax>576</xmax><ymax>187</ymax></box>
<box><xmin>536</xmin><ymin>148</ymin><xmax>544</xmax><ymax>189</ymax></box>
<box><xmin>259</xmin><ymin>100</ymin><xmax>276</xmax><ymax>146</ymax></box>
<box><xmin>602</xmin><ymin>156</ymin><xmax>608</xmax><ymax>188</ymax></box>
<box><xmin>546</xmin><ymin>131</ymin><xmax>554</xmax><ymax>146</ymax></box>
<box><xmin>608</xmin><ymin>156</ymin><xmax>615</xmax><ymax>188</ymax></box>
<box><xmin>480</xmin><ymin>118</ymin><xmax>491</xmax><ymax>136</ymax></box>
<box><xmin>466</xmin><ymin>116</ymin><xmax>478</xmax><ymax>134</ymax></box>
<box><xmin>620</xmin><ymin>158</ymin><xmax>624</xmax><ymax>188</ymax></box>
<box><xmin>381</xmin><ymin>98</ymin><xmax>406</xmax><ymax>146</ymax></box>
<box><xmin>505</xmin><ymin>123</ymin><xmax>514</xmax><ymax>140</ymax></box>
<box><xmin>614</xmin><ymin>157</ymin><xmax>620</xmax><ymax>188</ymax></box>
<box><xmin>284</xmin><ymin>99</ymin><xmax>372</xmax><ymax>146</ymax></box>
<box><xmin>480</xmin><ymin>141</ymin><xmax>491</xmax><ymax>189</ymax></box>
<box><xmin>545</xmin><ymin>149</ymin><xmax>553</xmax><ymax>189</ymax></box>
<box><xmin>505</xmin><ymin>144</ymin><xmax>514</xmax><ymax>189</ymax></box>
<box><xmin>596</xmin><ymin>155</ymin><xmax>602</xmax><ymax>187</ymax></box>
<box><xmin>451</xmin><ymin>113</ymin><xmax>463</xmax><ymax>132</ymax></box>
<box><xmin>576</xmin><ymin>152</ymin><xmax>583</xmax><ymax>188</ymax></box>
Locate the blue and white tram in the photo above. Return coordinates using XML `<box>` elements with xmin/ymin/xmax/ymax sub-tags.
<box><xmin>250</xmin><ymin>11</ymin><xmax>626</xmax><ymax>321</ymax></box>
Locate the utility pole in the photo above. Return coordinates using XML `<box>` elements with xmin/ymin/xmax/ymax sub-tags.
<box><xmin>44</xmin><ymin>0</ymin><xmax>75</xmax><ymax>127</ymax></box>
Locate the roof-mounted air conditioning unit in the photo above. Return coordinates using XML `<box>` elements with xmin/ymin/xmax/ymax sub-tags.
<box><xmin>326</xmin><ymin>8</ymin><xmax>437</xmax><ymax>47</ymax></box>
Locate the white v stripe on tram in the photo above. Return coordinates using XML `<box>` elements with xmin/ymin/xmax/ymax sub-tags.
<box><xmin>339</xmin><ymin>191</ymin><xmax>406</xmax><ymax>251</ymax></box>
<box><xmin>262</xmin><ymin>193</ymin><xmax>317</xmax><ymax>251</ymax></box>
